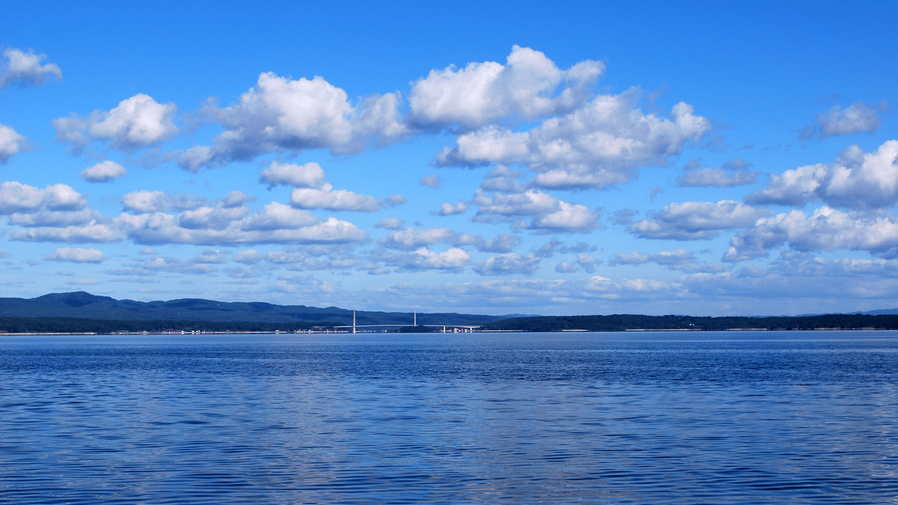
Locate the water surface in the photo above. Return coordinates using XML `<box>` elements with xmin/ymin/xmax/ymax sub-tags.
<box><xmin>1</xmin><ymin>331</ymin><xmax>896</xmax><ymax>503</ymax></box>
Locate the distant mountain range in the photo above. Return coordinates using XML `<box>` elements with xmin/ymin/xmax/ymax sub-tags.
<box><xmin>3</xmin><ymin>292</ymin><xmax>898</xmax><ymax>333</ymax></box>
<box><xmin>0</xmin><ymin>292</ymin><xmax>511</xmax><ymax>326</ymax></box>
<box><xmin>859</xmin><ymin>308</ymin><xmax>898</xmax><ymax>315</ymax></box>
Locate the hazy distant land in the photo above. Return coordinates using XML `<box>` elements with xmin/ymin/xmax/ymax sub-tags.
<box><xmin>2</xmin><ymin>292</ymin><xmax>898</xmax><ymax>334</ymax></box>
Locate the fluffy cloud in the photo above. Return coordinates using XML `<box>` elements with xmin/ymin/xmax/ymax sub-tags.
<box><xmin>123</xmin><ymin>191</ymin><xmax>208</xmax><ymax>213</ymax></box>
<box><xmin>373</xmin><ymin>247</ymin><xmax>471</xmax><ymax>272</ymax></box>
<box><xmin>12</xmin><ymin>222</ymin><xmax>123</xmax><ymax>243</ymax></box>
<box><xmin>379</xmin><ymin>226</ymin><xmax>521</xmax><ymax>253</ymax></box>
<box><xmin>725</xmin><ymin>206</ymin><xmax>898</xmax><ymax>261</ymax></box>
<box><xmin>577</xmin><ymin>253</ymin><xmax>600</xmax><ymax>273</ymax></box>
<box><xmin>436</xmin><ymin>201</ymin><xmax>468</xmax><ymax>216</ymax></box>
<box><xmin>122</xmin><ymin>198</ymin><xmax>342</xmax><ymax>245</ymax></box>
<box><xmin>116</xmin><ymin>256</ymin><xmax>217</xmax><ymax>276</ymax></box>
<box><xmin>4</xmin><ymin>184</ymin><xmax>369</xmax><ymax>247</ymax></box>
<box><xmin>480</xmin><ymin>165</ymin><xmax>526</xmax><ymax>193</ymax></box>
<box><xmin>241</xmin><ymin>202</ymin><xmax>318</xmax><ymax>231</ymax></box>
<box><xmin>676</xmin><ymin>161</ymin><xmax>759</xmax><ymax>187</ymax></box>
<box><xmin>612</xmin><ymin>249</ymin><xmax>724</xmax><ymax>273</ymax></box>
<box><xmin>234</xmin><ymin>249</ymin><xmax>264</xmax><ymax>265</ymax></box>
<box><xmin>256</xmin><ymin>160</ymin><xmax>404</xmax><ymax>212</ymax></box>
<box><xmin>262</xmin><ymin>245</ymin><xmax>360</xmax><ymax>271</ymax></box>
<box><xmin>474</xmin><ymin>253</ymin><xmax>540</xmax><ymax>276</ymax></box>
<box><xmin>0</xmin><ymin>184</ymin><xmax>363</xmax><ymax>247</ymax></box>
<box><xmin>79</xmin><ymin>161</ymin><xmax>127</xmax><ymax>183</ymax></box>
<box><xmin>375</xmin><ymin>217</ymin><xmax>405</xmax><ymax>230</ymax></box>
<box><xmin>8</xmin><ymin>209</ymin><xmax>106</xmax><ymax>227</ymax></box>
<box><xmin>353</xmin><ymin>260</ymin><xmax>898</xmax><ymax>315</ymax></box>
<box><xmin>436</xmin><ymin>96</ymin><xmax>710</xmax><ymax>189</ymax></box>
<box><xmin>0</xmin><ymin>123</ymin><xmax>29</xmax><ymax>164</ymax></box>
<box><xmin>550</xmin><ymin>248</ymin><xmax>600</xmax><ymax>273</ymax></box>
<box><xmin>472</xmin><ymin>189</ymin><xmax>600</xmax><ymax>232</ymax></box>
<box><xmin>259</xmin><ymin>161</ymin><xmax>326</xmax><ymax>189</ymax></box>
<box><xmin>408</xmin><ymin>45</ymin><xmax>603</xmax><ymax>131</ymax></box>
<box><xmin>367</xmin><ymin>275</ymin><xmax>687</xmax><ymax>314</ymax></box>
<box><xmin>378</xmin><ymin>227</ymin><xmax>456</xmax><ymax>251</ymax></box>
<box><xmin>166</xmin><ymin>46</ymin><xmax>704</xmax><ymax>188</ymax></box>
<box><xmin>555</xmin><ymin>262</ymin><xmax>579</xmax><ymax>273</ymax></box>
<box><xmin>420</xmin><ymin>174</ymin><xmax>440</xmax><ymax>188</ymax></box>
<box><xmin>747</xmin><ymin>140</ymin><xmax>898</xmax><ymax>209</ymax></box>
<box><xmin>0</xmin><ymin>48</ymin><xmax>61</xmax><ymax>89</ymax></box>
<box><xmin>290</xmin><ymin>184</ymin><xmax>405</xmax><ymax>212</ymax></box>
<box><xmin>454</xmin><ymin>233</ymin><xmax>521</xmax><ymax>253</ymax></box>
<box><xmin>629</xmin><ymin>200</ymin><xmax>771</xmax><ymax>240</ymax></box>
<box><xmin>179</xmin><ymin>72</ymin><xmax>406</xmax><ymax>169</ymax></box>
<box><xmin>53</xmin><ymin>94</ymin><xmax>178</xmax><ymax>153</ymax></box>
<box><xmin>118</xmin><ymin>208</ymin><xmax>367</xmax><ymax>246</ymax></box>
<box><xmin>0</xmin><ymin>188</ymin><xmax>112</xmax><ymax>244</ymax></box>
<box><xmin>193</xmin><ymin>249</ymin><xmax>229</xmax><ymax>264</ymax></box>
<box><xmin>45</xmin><ymin>247</ymin><xmax>108</xmax><ymax>264</ymax></box>
<box><xmin>801</xmin><ymin>101</ymin><xmax>883</xmax><ymax>139</ymax></box>
<box><xmin>614</xmin><ymin>249</ymin><xmax>691</xmax><ymax>266</ymax></box>
<box><xmin>0</xmin><ymin>182</ymin><xmax>87</xmax><ymax>214</ymax></box>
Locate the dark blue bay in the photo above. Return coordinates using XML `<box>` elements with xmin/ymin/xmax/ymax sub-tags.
<box><xmin>1</xmin><ymin>331</ymin><xmax>897</xmax><ymax>504</ymax></box>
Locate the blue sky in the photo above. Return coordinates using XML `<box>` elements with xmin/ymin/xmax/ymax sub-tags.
<box><xmin>1</xmin><ymin>1</ymin><xmax>897</xmax><ymax>315</ymax></box>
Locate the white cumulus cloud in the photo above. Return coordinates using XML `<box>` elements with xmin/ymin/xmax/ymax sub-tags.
<box><xmin>8</xmin><ymin>209</ymin><xmax>106</xmax><ymax>228</ymax></box>
<box><xmin>122</xmin><ymin>191</ymin><xmax>208</xmax><ymax>213</ymax></box>
<box><xmin>256</xmin><ymin>160</ymin><xmax>405</xmax><ymax>212</ymax></box>
<box><xmin>725</xmin><ymin>206</ymin><xmax>898</xmax><ymax>261</ymax></box>
<box><xmin>474</xmin><ymin>253</ymin><xmax>541</xmax><ymax>276</ymax></box>
<box><xmin>379</xmin><ymin>227</ymin><xmax>456</xmax><ymax>251</ymax></box>
<box><xmin>747</xmin><ymin>140</ymin><xmax>898</xmax><ymax>209</ymax></box>
<box><xmin>436</xmin><ymin>201</ymin><xmax>468</xmax><ymax>216</ymax></box>
<box><xmin>259</xmin><ymin>161</ymin><xmax>327</xmax><ymax>189</ymax></box>
<box><xmin>12</xmin><ymin>222</ymin><xmax>123</xmax><ymax>243</ymax></box>
<box><xmin>472</xmin><ymin>189</ymin><xmax>600</xmax><ymax>232</ymax></box>
<box><xmin>79</xmin><ymin>161</ymin><xmax>127</xmax><ymax>183</ymax></box>
<box><xmin>420</xmin><ymin>174</ymin><xmax>441</xmax><ymax>188</ymax></box>
<box><xmin>437</xmin><ymin>95</ymin><xmax>710</xmax><ymax>190</ymax></box>
<box><xmin>480</xmin><ymin>165</ymin><xmax>526</xmax><ymax>193</ymax></box>
<box><xmin>676</xmin><ymin>167</ymin><xmax>758</xmax><ymax>187</ymax></box>
<box><xmin>116</xmin><ymin>202</ymin><xmax>367</xmax><ymax>246</ymax></box>
<box><xmin>179</xmin><ymin>72</ymin><xmax>406</xmax><ymax>169</ymax></box>
<box><xmin>290</xmin><ymin>184</ymin><xmax>405</xmax><ymax>212</ymax></box>
<box><xmin>374</xmin><ymin>247</ymin><xmax>471</xmax><ymax>272</ymax></box>
<box><xmin>193</xmin><ymin>249</ymin><xmax>229</xmax><ymax>264</ymax></box>
<box><xmin>45</xmin><ymin>247</ymin><xmax>108</xmax><ymax>264</ymax></box>
<box><xmin>0</xmin><ymin>123</ymin><xmax>29</xmax><ymax>164</ymax></box>
<box><xmin>408</xmin><ymin>45</ymin><xmax>603</xmax><ymax>131</ymax></box>
<box><xmin>612</xmin><ymin>249</ymin><xmax>724</xmax><ymax>273</ymax></box>
<box><xmin>801</xmin><ymin>101</ymin><xmax>884</xmax><ymax>139</ymax></box>
<box><xmin>629</xmin><ymin>200</ymin><xmax>771</xmax><ymax>240</ymax></box>
<box><xmin>233</xmin><ymin>249</ymin><xmax>264</xmax><ymax>265</ymax></box>
<box><xmin>241</xmin><ymin>202</ymin><xmax>319</xmax><ymax>230</ymax></box>
<box><xmin>0</xmin><ymin>181</ymin><xmax>87</xmax><ymax>214</ymax></box>
<box><xmin>375</xmin><ymin>217</ymin><xmax>405</xmax><ymax>230</ymax></box>
<box><xmin>53</xmin><ymin>94</ymin><xmax>178</xmax><ymax>153</ymax></box>
<box><xmin>0</xmin><ymin>48</ymin><xmax>61</xmax><ymax>89</ymax></box>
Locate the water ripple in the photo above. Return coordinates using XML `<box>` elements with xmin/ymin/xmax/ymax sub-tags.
<box><xmin>0</xmin><ymin>331</ymin><xmax>896</xmax><ymax>503</ymax></box>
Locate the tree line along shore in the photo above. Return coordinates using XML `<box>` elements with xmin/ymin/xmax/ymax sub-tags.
<box><xmin>3</xmin><ymin>313</ymin><xmax>898</xmax><ymax>335</ymax></box>
<box><xmin>0</xmin><ymin>317</ymin><xmax>337</xmax><ymax>335</ymax></box>
<box><xmin>478</xmin><ymin>314</ymin><xmax>898</xmax><ymax>332</ymax></box>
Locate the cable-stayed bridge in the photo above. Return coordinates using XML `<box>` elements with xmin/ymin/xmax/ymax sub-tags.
<box><xmin>333</xmin><ymin>311</ymin><xmax>480</xmax><ymax>333</ymax></box>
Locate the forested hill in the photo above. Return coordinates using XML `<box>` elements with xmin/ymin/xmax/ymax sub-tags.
<box><xmin>482</xmin><ymin>314</ymin><xmax>898</xmax><ymax>332</ymax></box>
<box><xmin>4</xmin><ymin>293</ymin><xmax>898</xmax><ymax>333</ymax></box>
<box><xmin>0</xmin><ymin>292</ymin><xmax>505</xmax><ymax>326</ymax></box>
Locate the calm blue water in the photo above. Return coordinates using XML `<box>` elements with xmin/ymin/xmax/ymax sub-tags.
<box><xmin>1</xmin><ymin>331</ymin><xmax>897</xmax><ymax>504</ymax></box>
